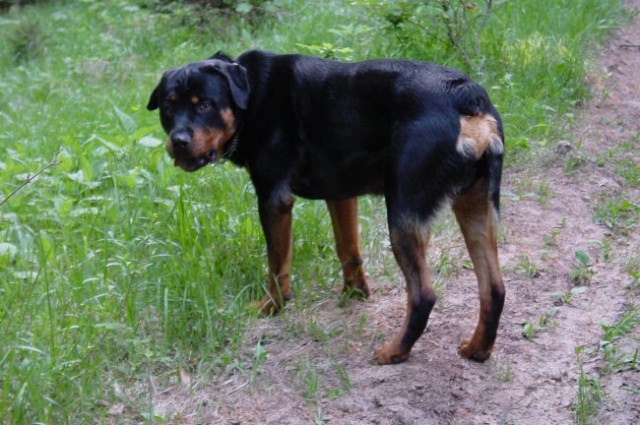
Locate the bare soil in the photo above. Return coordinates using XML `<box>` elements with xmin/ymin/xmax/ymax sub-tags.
<box><xmin>147</xmin><ymin>2</ymin><xmax>640</xmax><ymax>423</ymax></box>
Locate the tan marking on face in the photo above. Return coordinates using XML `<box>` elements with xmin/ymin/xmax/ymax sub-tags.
<box><xmin>191</xmin><ymin>96</ymin><xmax>199</xmax><ymax>105</ymax></box>
<box><xmin>169</xmin><ymin>94</ymin><xmax>177</xmax><ymax>102</ymax></box>
<box><xmin>190</xmin><ymin>108</ymin><xmax>236</xmax><ymax>157</ymax></box>
<box><xmin>165</xmin><ymin>137</ymin><xmax>174</xmax><ymax>157</ymax></box>
<box><xmin>457</xmin><ymin>114</ymin><xmax>503</xmax><ymax>159</ymax></box>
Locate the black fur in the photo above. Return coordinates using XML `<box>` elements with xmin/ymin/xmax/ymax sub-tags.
<box><xmin>148</xmin><ymin>50</ymin><xmax>505</xmax><ymax>364</ymax></box>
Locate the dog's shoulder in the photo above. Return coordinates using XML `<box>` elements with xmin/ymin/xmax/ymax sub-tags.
<box><xmin>237</xmin><ymin>49</ymin><xmax>326</xmax><ymax>82</ymax></box>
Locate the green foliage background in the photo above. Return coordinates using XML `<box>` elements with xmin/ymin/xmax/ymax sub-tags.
<box><xmin>0</xmin><ymin>0</ymin><xmax>625</xmax><ymax>422</ymax></box>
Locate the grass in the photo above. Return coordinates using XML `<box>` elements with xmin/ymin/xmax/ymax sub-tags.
<box><xmin>0</xmin><ymin>0</ymin><xmax>628</xmax><ymax>422</ymax></box>
<box><xmin>574</xmin><ymin>346</ymin><xmax>605</xmax><ymax>425</ymax></box>
<box><xmin>516</xmin><ymin>253</ymin><xmax>541</xmax><ymax>278</ymax></box>
<box><xmin>600</xmin><ymin>307</ymin><xmax>640</xmax><ymax>374</ymax></box>
<box><xmin>594</xmin><ymin>196</ymin><xmax>640</xmax><ymax>234</ymax></box>
<box><xmin>573</xmin><ymin>306</ymin><xmax>640</xmax><ymax>423</ymax></box>
<box><xmin>521</xmin><ymin>307</ymin><xmax>560</xmax><ymax>340</ymax></box>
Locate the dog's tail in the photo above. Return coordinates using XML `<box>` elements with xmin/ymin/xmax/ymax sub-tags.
<box><xmin>486</xmin><ymin>138</ymin><xmax>503</xmax><ymax>214</ymax></box>
<box><xmin>453</xmin><ymin>84</ymin><xmax>504</xmax><ymax>214</ymax></box>
<box><xmin>480</xmin><ymin>108</ymin><xmax>504</xmax><ymax>215</ymax></box>
<box><xmin>458</xmin><ymin>116</ymin><xmax>504</xmax><ymax>214</ymax></box>
<box><xmin>455</xmin><ymin>114</ymin><xmax>504</xmax><ymax>161</ymax></box>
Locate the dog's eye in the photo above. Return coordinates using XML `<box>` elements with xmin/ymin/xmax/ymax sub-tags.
<box><xmin>161</xmin><ymin>98</ymin><xmax>176</xmax><ymax>115</ymax></box>
<box><xmin>197</xmin><ymin>101</ymin><xmax>212</xmax><ymax>112</ymax></box>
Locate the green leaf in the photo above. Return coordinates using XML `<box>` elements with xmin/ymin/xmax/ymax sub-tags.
<box><xmin>113</xmin><ymin>105</ymin><xmax>138</xmax><ymax>135</ymax></box>
<box><xmin>138</xmin><ymin>136</ymin><xmax>163</xmax><ymax>148</ymax></box>
<box><xmin>0</xmin><ymin>242</ymin><xmax>18</xmax><ymax>257</ymax></box>
<box><xmin>235</xmin><ymin>2</ymin><xmax>253</xmax><ymax>14</ymax></box>
<box><xmin>571</xmin><ymin>286</ymin><xmax>588</xmax><ymax>295</ymax></box>
<box><xmin>575</xmin><ymin>250</ymin><xmax>590</xmax><ymax>266</ymax></box>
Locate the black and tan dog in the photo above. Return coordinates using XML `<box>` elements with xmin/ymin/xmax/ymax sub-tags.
<box><xmin>148</xmin><ymin>50</ymin><xmax>505</xmax><ymax>364</ymax></box>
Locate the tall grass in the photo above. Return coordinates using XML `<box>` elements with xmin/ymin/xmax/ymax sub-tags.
<box><xmin>0</xmin><ymin>0</ymin><xmax>624</xmax><ymax>422</ymax></box>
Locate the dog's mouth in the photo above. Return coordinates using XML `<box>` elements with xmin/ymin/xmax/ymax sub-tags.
<box><xmin>173</xmin><ymin>149</ymin><xmax>218</xmax><ymax>172</ymax></box>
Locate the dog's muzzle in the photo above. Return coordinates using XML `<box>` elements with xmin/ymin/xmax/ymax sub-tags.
<box><xmin>170</xmin><ymin>129</ymin><xmax>192</xmax><ymax>153</ymax></box>
<box><xmin>167</xmin><ymin>128</ymin><xmax>218</xmax><ymax>172</ymax></box>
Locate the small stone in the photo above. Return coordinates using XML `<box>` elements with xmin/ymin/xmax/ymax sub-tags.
<box><xmin>107</xmin><ymin>404</ymin><xmax>125</xmax><ymax>416</ymax></box>
<box><xmin>555</xmin><ymin>140</ymin><xmax>573</xmax><ymax>155</ymax></box>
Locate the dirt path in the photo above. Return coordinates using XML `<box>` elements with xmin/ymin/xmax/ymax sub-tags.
<box><xmin>151</xmin><ymin>2</ymin><xmax>640</xmax><ymax>424</ymax></box>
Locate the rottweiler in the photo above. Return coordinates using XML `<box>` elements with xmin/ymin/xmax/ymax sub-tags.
<box><xmin>147</xmin><ymin>50</ymin><xmax>505</xmax><ymax>364</ymax></box>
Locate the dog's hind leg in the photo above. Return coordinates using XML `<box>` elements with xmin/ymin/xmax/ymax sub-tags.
<box><xmin>374</xmin><ymin>212</ymin><xmax>436</xmax><ymax>365</ymax></box>
<box><xmin>452</xmin><ymin>178</ymin><xmax>505</xmax><ymax>361</ymax></box>
<box><xmin>326</xmin><ymin>198</ymin><xmax>370</xmax><ymax>298</ymax></box>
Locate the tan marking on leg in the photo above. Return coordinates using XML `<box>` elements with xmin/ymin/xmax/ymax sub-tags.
<box><xmin>374</xmin><ymin>222</ymin><xmax>435</xmax><ymax>365</ymax></box>
<box><xmin>326</xmin><ymin>198</ymin><xmax>369</xmax><ymax>297</ymax></box>
<box><xmin>452</xmin><ymin>180</ymin><xmax>505</xmax><ymax>361</ymax></box>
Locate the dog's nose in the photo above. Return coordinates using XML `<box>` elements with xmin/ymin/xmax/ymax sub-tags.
<box><xmin>171</xmin><ymin>130</ymin><xmax>191</xmax><ymax>151</ymax></box>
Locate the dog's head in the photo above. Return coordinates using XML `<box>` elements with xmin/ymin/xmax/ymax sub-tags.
<box><xmin>147</xmin><ymin>54</ymin><xmax>249</xmax><ymax>171</ymax></box>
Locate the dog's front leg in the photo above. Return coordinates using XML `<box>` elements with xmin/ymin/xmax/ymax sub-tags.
<box><xmin>255</xmin><ymin>186</ymin><xmax>295</xmax><ymax>315</ymax></box>
<box><xmin>326</xmin><ymin>198</ymin><xmax>370</xmax><ymax>298</ymax></box>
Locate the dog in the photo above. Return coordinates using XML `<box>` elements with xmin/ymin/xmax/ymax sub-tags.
<box><xmin>147</xmin><ymin>50</ymin><xmax>505</xmax><ymax>364</ymax></box>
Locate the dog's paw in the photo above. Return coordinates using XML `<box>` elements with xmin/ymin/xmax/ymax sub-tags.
<box><xmin>373</xmin><ymin>343</ymin><xmax>410</xmax><ymax>365</ymax></box>
<box><xmin>342</xmin><ymin>282</ymin><xmax>370</xmax><ymax>300</ymax></box>
<box><xmin>252</xmin><ymin>296</ymin><xmax>283</xmax><ymax>316</ymax></box>
<box><xmin>458</xmin><ymin>339</ymin><xmax>493</xmax><ymax>362</ymax></box>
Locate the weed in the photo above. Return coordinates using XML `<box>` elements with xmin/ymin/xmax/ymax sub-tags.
<box><xmin>322</xmin><ymin>359</ymin><xmax>353</xmax><ymax>401</ymax></box>
<box><xmin>570</xmin><ymin>250</ymin><xmax>595</xmax><ymax>286</ymax></box>
<box><xmin>542</xmin><ymin>230</ymin><xmax>560</xmax><ymax>247</ymax></box>
<box><xmin>7</xmin><ymin>17</ymin><xmax>41</xmax><ymax>63</ymax></box>
<box><xmin>594</xmin><ymin>196</ymin><xmax>640</xmax><ymax>234</ymax></box>
<box><xmin>433</xmin><ymin>277</ymin><xmax>447</xmax><ymax>311</ymax></box>
<box><xmin>521</xmin><ymin>307</ymin><xmax>560</xmax><ymax>340</ymax></box>
<box><xmin>297</xmin><ymin>42</ymin><xmax>355</xmax><ymax>61</ymax></box>
<box><xmin>550</xmin><ymin>286</ymin><xmax>588</xmax><ymax>306</ymax></box>
<box><xmin>574</xmin><ymin>346</ymin><xmax>604</xmax><ymax>425</ymax></box>
<box><xmin>338</xmin><ymin>284</ymin><xmax>368</xmax><ymax>308</ymax></box>
<box><xmin>564</xmin><ymin>152</ymin><xmax>589</xmax><ymax>173</ymax></box>
<box><xmin>312</xmin><ymin>406</ymin><xmax>332</xmax><ymax>424</ymax></box>
<box><xmin>305</xmin><ymin>318</ymin><xmax>343</xmax><ymax>342</ymax></box>
<box><xmin>492</xmin><ymin>357</ymin><xmax>514</xmax><ymax>383</ymax></box>
<box><xmin>435</xmin><ymin>248</ymin><xmax>461</xmax><ymax>278</ymax></box>
<box><xmin>293</xmin><ymin>356</ymin><xmax>320</xmax><ymax>402</ymax></box>
<box><xmin>332</xmin><ymin>360</ymin><xmax>352</xmax><ymax>392</ymax></box>
<box><xmin>615</xmin><ymin>159</ymin><xmax>640</xmax><ymax>187</ymax></box>
<box><xmin>598</xmin><ymin>237</ymin><xmax>612</xmax><ymax>262</ymax></box>
<box><xmin>599</xmin><ymin>307</ymin><xmax>640</xmax><ymax>373</ymax></box>
<box><xmin>537</xmin><ymin>181</ymin><xmax>551</xmax><ymax>206</ymax></box>
<box><xmin>517</xmin><ymin>253</ymin><xmax>541</xmax><ymax>278</ymax></box>
<box><xmin>629</xmin><ymin>270</ymin><xmax>640</xmax><ymax>291</ymax></box>
<box><xmin>521</xmin><ymin>322</ymin><xmax>537</xmax><ymax>340</ymax></box>
<box><xmin>595</xmin><ymin>137</ymin><xmax>639</xmax><ymax>187</ymax></box>
<box><xmin>623</xmin><ymin>248</ymin><xmax>640</xmax><ymax>290</ymax></box>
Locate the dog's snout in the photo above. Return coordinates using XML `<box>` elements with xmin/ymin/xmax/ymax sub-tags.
<box><xmin>171</xmin><ymin>130</ymin><xmax>192</xmax><ymax>150</ymax></box>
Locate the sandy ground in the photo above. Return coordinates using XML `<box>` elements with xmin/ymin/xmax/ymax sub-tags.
<box><xmin>138</xmin><ymin>2</ymin><xmax>640</xmax><ymax>423</ymax></box>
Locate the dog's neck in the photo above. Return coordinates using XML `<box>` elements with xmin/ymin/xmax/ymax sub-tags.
<box><xmin>222</xmin><ymin>118</ymin><xmax>243</xmax><ymax>162</ymax></box>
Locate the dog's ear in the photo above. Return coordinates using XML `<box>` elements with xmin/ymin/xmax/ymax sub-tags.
<box><xmin>204</xmin><ymin>61</ymin><xmax>250</xmax><ymax>110</ymax></box>
<box><xmin>147</xmin><ymin>84</ymin><xmax>160</xmax><ymax>111</ymax></box>
<box><xmin>147</xmin><ymin>68</ymin><xmax>178</xmax><ymax>111</ymax></box>
<box><xmin>209</xmin><ymin>50</ymin><xmax>233</xmax><ymax>61</ymax></box>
